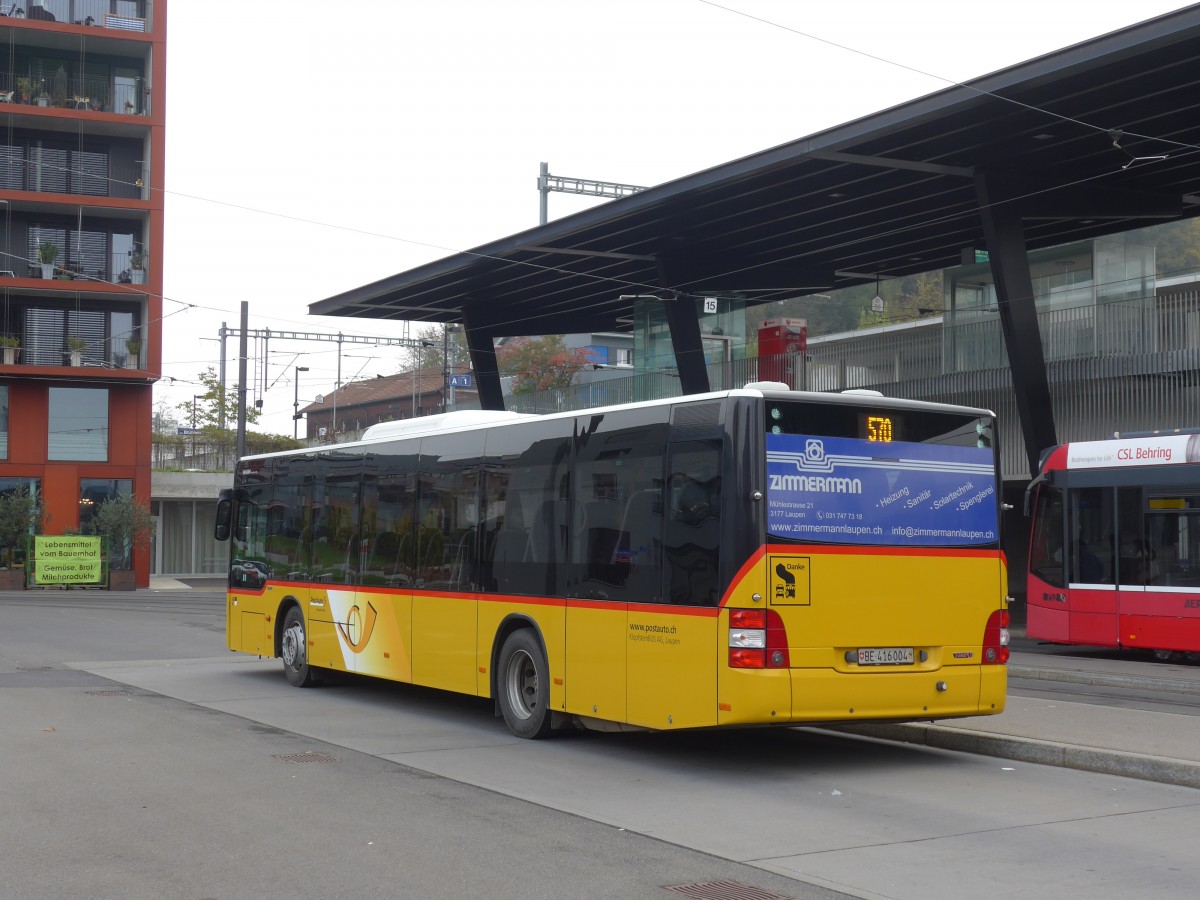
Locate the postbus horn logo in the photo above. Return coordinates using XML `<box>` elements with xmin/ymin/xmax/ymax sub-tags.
<box><xmin>337</xmin><ymin>602</ymin><xmax>379</xmax><ymax>653</ymax></box>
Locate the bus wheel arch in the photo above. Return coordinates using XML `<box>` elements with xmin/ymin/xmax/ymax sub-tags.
<box><xmin>278</xmin><ymin>601</ymin><xmax>321</xmax><ymax>688</ymax></box>
<box><xmin>493</xmin><ymin>620</ymin><xmax>553</xmax><ymax>739</ymax></box>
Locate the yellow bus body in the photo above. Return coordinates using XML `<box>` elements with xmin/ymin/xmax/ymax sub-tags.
<box><xmin>228</xmin><ymin>543</ymin><xmax>1006</xmax><ymax>731</ymax></box>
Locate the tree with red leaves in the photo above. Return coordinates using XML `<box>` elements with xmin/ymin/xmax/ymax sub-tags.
<box><xmin>496</xmin><ymin>335</ymin><xmax>598</xmax><ymax>395</ymax></box>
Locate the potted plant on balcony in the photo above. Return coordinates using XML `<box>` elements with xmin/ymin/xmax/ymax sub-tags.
<box><xmin>0</xmin><ymin>486</ymin><xmax>40</xmax><ymax>591</ymax></box>
<box><xmin>16</xmin><ymin>77</ymin><xmax>32</xmax><ymax>104</ymax></box>
<box><xmin>125</xmin><ymin>337</ymin><xmax>142</xmax><ymax>368</ymax></box>
<box><xmin>129</xmin><ymin>250</ymin><xmax>145</xmax><ymax>284</ymax></box>
<box><xmin>94</xmin><ymin>492</ymin><xmax>153</xmax><ymax>591</ymax></box>
<box><xmin>0</xmin><ymin>335</ymin><xmax>18</xmax><ymax>365</ymax></box>
<box><xmin>66</xmin><ymin>335</ymin><xmax>87</xmax><ymax>366</ymax></box>
<box><xmin>36</xmin><ymin>241</ymin><xmax>58</xmax><ymax>279</ymax></box>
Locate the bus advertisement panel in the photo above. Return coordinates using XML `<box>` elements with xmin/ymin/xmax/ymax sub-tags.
<box><xmin>766</xmin><ymin>434</ymin><xmax>998</xmax><ymax>546</ymax></box>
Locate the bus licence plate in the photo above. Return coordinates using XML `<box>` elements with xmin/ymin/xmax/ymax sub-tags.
<box><xmin>857</xmin><ymin>647</ymin><xmax>914</xmax><ymax>665</ymax></box>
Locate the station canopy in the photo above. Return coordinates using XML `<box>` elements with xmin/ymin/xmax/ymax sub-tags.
<box><xmin>311</xmin><ymin>6</ymin><xmax>1200</xmax><ymax>337</ymax></box>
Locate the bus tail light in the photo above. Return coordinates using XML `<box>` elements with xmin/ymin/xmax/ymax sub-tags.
<box><xmin>729</xmin><ymin>608</ymin><xmax>790</xmax><ymax>669</ymax></box>
<box><xmin>982</xmin><ymin>609</ymin><xmax>1010</xmax><ymax>664</ymax></box>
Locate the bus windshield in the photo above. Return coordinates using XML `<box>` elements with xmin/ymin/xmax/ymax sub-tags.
<box><xmin>764</xmin><ymin>401</ymin><xmax>998</xmax><ymax>547</ymax></box>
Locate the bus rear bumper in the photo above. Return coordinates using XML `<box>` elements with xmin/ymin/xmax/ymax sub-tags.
<box><xmin>790</xmin><ymin>665</ymin><xmax>1005</xmax><ymax>723</ymax></box>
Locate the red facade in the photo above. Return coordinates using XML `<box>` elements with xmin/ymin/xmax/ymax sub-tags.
<box><xmin>0</xmin><ymin>4</ymin><xmax>166</xmax><ymax>587</ymax></box>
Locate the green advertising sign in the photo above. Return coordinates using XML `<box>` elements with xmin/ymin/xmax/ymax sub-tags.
<box><xmin>34</xmin><ymin>535</ymin><xmax>104</xmax><ymax>585</ymax></box>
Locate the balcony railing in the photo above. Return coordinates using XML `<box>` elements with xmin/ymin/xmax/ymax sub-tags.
<box><xmin>1</xmin><ymin>333</ymin><xmax>142</xmax><ymax>369</ymax></box>
<box><xmin>1</xmin><ymin>73</ymin><xmax>149</xmax><ymax>115</ymax></box>
<box><xmin>0</xmin><ymin>159</ymin><xmax>146</xmax><ymax>199</ymax></box>
<box><xmin>6</xmin><ymin>2</ymin><xmax>151</xmax><ymax>33</ymax></box>
<box><xmin>4</xmin><ymin>255</ymin><xmax>148</xmax><ymax>284</ymax></box>
<box><xmin>804</xmin><ymin>294</ymin><xmax>1200</xmax><ymax>390</ymax></box>
<box><xmin>497</xmin><ymin>294</ymin><xmax>1200</xmax><ymax>413</ymax></box>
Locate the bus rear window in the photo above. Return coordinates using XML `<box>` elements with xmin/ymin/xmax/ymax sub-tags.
<box><xmin>764</xmin><ymin>403</ymin><xmax>998</xmax><ymax>547</ymax></box>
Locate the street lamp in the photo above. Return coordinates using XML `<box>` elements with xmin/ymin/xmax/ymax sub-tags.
<box><xmin>192</xmin><ymin>394</ymin><xmax>204</xmax><ymax>459</ymax></box>
<box><xmin>293</xmin><ymin>366</ymin><xmax>309</xmax><ymax>439</ymax></box>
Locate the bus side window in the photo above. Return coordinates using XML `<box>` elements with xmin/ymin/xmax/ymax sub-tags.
<box><xmin>1029</xmin><ymin>484</ymin><xmax>1065</xmax><ymax>588</ymax></box>
<box><xmin>664</xmin><ymin>440</ymin><xmax>722</xmax><ymax>606</ymax></box>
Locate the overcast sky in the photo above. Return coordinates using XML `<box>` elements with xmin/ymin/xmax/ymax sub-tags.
<box><xmin>158</xmin><ymin>0</ymin><xmax>1193</xmax><ymax>436</ymax></box>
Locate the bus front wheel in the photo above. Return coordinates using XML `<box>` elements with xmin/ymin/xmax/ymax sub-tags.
<box><xmin>281</xmin><ymin>607</ymin><xmax>320</xmax><ymax>687</ymax></box>
<box><xmin>497</xmin><ymin>630</ymin><xmax>552</xmax><ymax>739</ymax></box>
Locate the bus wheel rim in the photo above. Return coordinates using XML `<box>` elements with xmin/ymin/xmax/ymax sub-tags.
<box><xmin>505</xmin><ymin>649</ymin><xmax>536</xmax><ymax>720</ymax></box>
<box><xmin>282</xmin><ymin>622</ymin><xmax>304</xmax><ymax>668</ymax></box>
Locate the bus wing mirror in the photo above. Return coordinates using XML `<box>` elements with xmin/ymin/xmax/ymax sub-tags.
<box><xmin>214</xmin><ymin>497</ymin><xmax>232</xmax><ymax>541</ymax></box>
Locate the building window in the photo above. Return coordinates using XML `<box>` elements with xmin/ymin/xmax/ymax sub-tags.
<box><xmin>48</xmin><ymin>387</ymin><xmax>109</xmax><ymax>461</ymax></box>
<box><xmin>614</xmin><ymin>347</ymin><xmax>634</xmax><ymax>367</ymax></box>
<box><xmin>79</xmin><ymin>478</ymin><xmax>132</xmax><ymax>535</ymax></box>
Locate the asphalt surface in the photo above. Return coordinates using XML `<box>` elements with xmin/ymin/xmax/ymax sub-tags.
<box><xmin>65</xmin><ymin>579</ymin><xmax>1200</xmax><ymax>789</ymax></box>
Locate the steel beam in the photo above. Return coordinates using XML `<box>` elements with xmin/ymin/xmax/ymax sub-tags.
<box><xmin>976</xmin><ymin>173</ymin><xmax>1058</xmax><ymax>473</ymax></box>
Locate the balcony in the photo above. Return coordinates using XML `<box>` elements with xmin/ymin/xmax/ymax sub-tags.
<box><xmin>2</xmin><ymin>305</ymin><xmax>144</xmax><ymax>371</ymax></box>
<box><xmin>1</xmin><ymin>158</ymin><xmax>146</xmax><ymax>200</ymax></box>
<box><xmin>1</xmin><ymin>71</ymin><xmax>149</xmax><ymax>115</ymax></box>
<box><xmin>4</xmin><ymin>2</ymin><xmax>152</xmax><ymax>33</ymax></box>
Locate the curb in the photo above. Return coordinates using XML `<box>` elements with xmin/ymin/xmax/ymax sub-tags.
<box><xmin>826</xmin><ymin>723</ymin><xmax>1200</xmax><ymax>789</ymax></box>
<box><xmin>1008</xmin><ymin>664</ymin><xmax>1200</xmax><ymax>696</ymax></box>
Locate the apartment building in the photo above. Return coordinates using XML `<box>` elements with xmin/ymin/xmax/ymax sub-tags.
<box><xmin>0</xmin><ymin>1</ymin><xmax>164</xmax><ymax>587</ymax></box>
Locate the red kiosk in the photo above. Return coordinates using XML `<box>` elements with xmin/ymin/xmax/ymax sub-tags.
<box><xmin>757</xmin><ymin>318</ymin><xmax>807</xmax><ymax>385</ymax></box>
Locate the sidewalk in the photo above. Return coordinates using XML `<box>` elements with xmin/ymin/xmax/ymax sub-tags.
<box><xmin>836</xmin><ymin>650</ymin><xmax>1200</xmax><ymax>788</ymax></box>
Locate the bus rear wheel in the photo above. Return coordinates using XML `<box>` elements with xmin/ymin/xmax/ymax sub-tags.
<box><xmin>281</xmin><ymin>606</ymin><xmax>320</xmax><ymax>687</ymax></box>
<box><xmin>497</xmin><ymin>630</ymin><xmax>552</xmax><ymax>739</ymax></box>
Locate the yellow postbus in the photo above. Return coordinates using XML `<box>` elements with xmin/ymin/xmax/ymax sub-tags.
<box><xmin>214</xmin><ymin>384</ymin><xmax>1008</xmax><ymax>738</ymax></box>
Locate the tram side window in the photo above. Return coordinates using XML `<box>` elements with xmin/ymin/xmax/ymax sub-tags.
<box><xmin>1068</xmin><ymin>487</ymin><xmax>1113</xmax><ymax>585</ymax></box>
<box><xmin>1145</xmin><ymin>493</ymin><xmax>1200</xmax><ymax>587</ymax></box>
<box><xmin>1116</xmin><ymin>487</ymin><xmax>1148</xmax><ymax>586</ymax></box>
<box><xmin>1029</xmin><ymin>484</ymin><xmax>1065</xmax><ymax>588</ymax></box>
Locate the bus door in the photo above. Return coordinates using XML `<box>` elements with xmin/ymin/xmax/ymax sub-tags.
<box><xmin>304</xmin><ymin>458</ymin><xmax>365</xmax><ymax>675</ymax></box>
<box><xmin>1027</xmin><ymin>482</ymin><xmax>1069</xmax><ymax>641</ymax></box>
<box><xmin>354</xmin><ymin>460</ymin><xmax>417</xmax><ymax>683</ymax></box>
<box><xmin>628</xmin><ymin>437</ymin><xmax>722</xmax><ymax>729</ymax></box>
<box><xmin>1065</xmin><ymin>486</ymin><xmax>1118</xmax><ymax>647</ymax></box>
<box><xmin>411</xmin><ymin>433</ymin><xmax>484</xmax><ymax>694</ymax></box>
<box><xmin>567</xmin><ymin>407</ymin><xmax>704</xmax><ymax>728</ymax></box>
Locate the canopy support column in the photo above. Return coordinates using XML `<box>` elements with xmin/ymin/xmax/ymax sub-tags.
<box><xmin>462</xmin><ymin>311</ymin><xmax>504</xmax><ymax>411</ymax></box>
<box><xmin>658</xmin><ymin>256</ymin><xmax>710</xmax><ymax>395</ymax></box>
<box><xmin>976</xmin><ymin>173</ymin><xmax>1058</xmax><ymax>474</ymax></box>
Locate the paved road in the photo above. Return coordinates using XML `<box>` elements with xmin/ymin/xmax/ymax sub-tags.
<box><xmin>4</xmin><ymin>588</ymin><xmax>1199</xmax><ymax>900</ymax></box>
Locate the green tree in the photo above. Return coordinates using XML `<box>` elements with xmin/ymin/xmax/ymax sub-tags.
<box><xmin>396</xmin><ymin>324</ymin><xmax>471</xmax><ymax>373</ymax></box>
<box><xmin>857</xmin><ymin>272</ymin><xmax>945</xmax><ymax>329</ymax></box>
<box><xmin>1144</xmin><ymin>219</ymin><xmax>1200</xmax><ymax>278</ymax></box>
<box><xmin>176</xmin><ymin>367</ymin><xmax>261</xmax><ymax>430</ymax></box>
<box><xmin>94</xmin><ymin>493</ymin><xmax>154</xmax><ymax>570</ymax></box>
<box><xmin>496</xmin><ymin>335</ymin><xmax>597</xmax><ymax>394</ymax></box>
<box><xmin>0</xmin><ymin>486</ymin><xmax>40</xmax><ymax>567</ymax></box>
